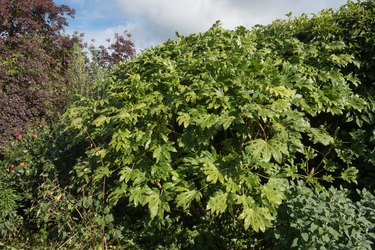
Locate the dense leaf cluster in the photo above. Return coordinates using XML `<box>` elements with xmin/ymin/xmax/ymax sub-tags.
<box><xmin>254</xmin><ymin>0</ymin><xmax>375</xmax><ymax>189</ymax></box>
<box><xmin>272</xmin><ymin>181</ymin><xmax>375</xmax><ymax>249</ymax></box>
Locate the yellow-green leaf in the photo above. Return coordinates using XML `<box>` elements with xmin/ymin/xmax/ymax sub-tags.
<box><xmin>207</xmin><ymin>190</ymin><xmax>227</xmax><ymax>215</ymax></box>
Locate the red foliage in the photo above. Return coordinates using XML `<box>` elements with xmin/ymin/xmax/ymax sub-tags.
<box><xmin>94</xmin><ymin>31</ymin><xmax>136</xmax><ymax>68</ymax></box>
<box><xmin>0</xmin><ymin>0</ymin><xmax>75</xmax><ymax>145</ymax></box>
<box><xmin>0</xmin><ymin>0</ymin><xmax>136</xmax><ymax>148</ymax></box>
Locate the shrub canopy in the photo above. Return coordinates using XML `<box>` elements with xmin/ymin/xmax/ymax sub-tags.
<box><xmin>64</xmin><ymin>0</ymin><xmax>374</xmax><ymax>235</ymax></box>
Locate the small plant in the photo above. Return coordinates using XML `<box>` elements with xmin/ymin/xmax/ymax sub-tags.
<box><xmin>270</xmin><ymin>181</ymin><xmax>375</xmax><ymax>249</ymax></box>
<box><xmin>0</xmin><ymin>180</ymin><xmax>23</xmax><ymax>244</ymax></box>
<box><xmin>0</xmin><ymin>128</ymin><xmax>132</xmax><ymax>248</ymax></box>
<box><xmin>0</xmin><ymin>130</ymin><xmax>56</xmax><ymax>245</ymax></box>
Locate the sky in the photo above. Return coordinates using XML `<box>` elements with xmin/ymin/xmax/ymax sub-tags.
<box><xmin>54</xmin><ymin>0</ymin><xmax>348</xmax><ymax>52</ymax></box>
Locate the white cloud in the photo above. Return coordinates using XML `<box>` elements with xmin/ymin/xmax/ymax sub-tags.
<box><xmin>113</xmin><ymin>0</ymin><xmax>347</xmax><ymax>50</ymax></box>
<box><xmin>62</xmin><ymin>0</ymin><xmax>347</xmax><ymax>51</ymax></box>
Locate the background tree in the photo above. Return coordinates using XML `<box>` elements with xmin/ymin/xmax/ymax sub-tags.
<box><xmin>0</xmin><ymin>1</ymin><xmax>136</xmax><ymax>150</ymax></box>
<box><xmin>0</xmin><ymin>0</ymin><xmax>75</xmax><ymax>147</ymax></box>
<box><xmin>91</xmin><ymin>31</ymin><xmax>136</xmax><ymax>68</ymax></box>
<box><xmin>64</xmin><ymin>31</ymin><xmax>136</xmax><ymax>104</ymax></box>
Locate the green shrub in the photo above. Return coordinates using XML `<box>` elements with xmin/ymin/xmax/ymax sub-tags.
<box><xmin>271</xmin><ymin>181</ymin><xmax>375</xmax><ymax>249</ymax></box>
<box><xmin>0</xmin><ymin>130</ymin><xmax>63</xmax><ymax>246</ymax></box>
<box><xmin>254</xmin><ymin>0</ymin><xmax>375</xmax><ymax>189</ymax></box>
<box><xmin>0</xmin><ymin>128</ymin><xmax>131</xmax><ymax>248</ymax></box>
<box><xmin>0</xmin><ymin>181</ymin><xmax>23</xmax><ymax>244</ymax></box>
<box><xmin>62</xmin><ymin>5</ymin><xmax>371</xmax><ymax>243</ymax></box>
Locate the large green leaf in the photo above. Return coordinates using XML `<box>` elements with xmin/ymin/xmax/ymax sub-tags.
<box><xmin>202</xmin><ymin>161</ymin><xmax>224</xmax><ymax>184</ymax></box>
<box><xmin>238</xmin><ymin>206</ymin><xmax>273</xmax><ymax>232</ymax></box>
<box><xmin>175</xmin><ymin>188</ymin><xmax>202</xmax><ymax>210</ymax></box>
<box><xmin>309</xmin><ymin>128</ymin><xmax>334</xmax><ymax>146</ymax></box>
<box><xmin>207</xmin><ymin>190</ymin><xmax>228</xmax><ymax>215</ymax></box>
<box><xmin>245</xmin><ymin>139</ymin><xmax>289</xmax><ymax>163</ymax></box>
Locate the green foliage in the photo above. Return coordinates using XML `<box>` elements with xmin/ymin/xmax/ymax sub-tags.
<box><xmin>271</xmin><ymin>181</ymin><xmax>375</xmax><ymax>249</ymax></box>
<box><xmin>0</xmin><ymin>130</ymin><xmax>60</xmax><ymax>246</ymax></box>
<box><xmin>0</xmin><ymin>181</ymin><xmax>23</xmax><ymax>243</ymax></box>
<box><xmin>1</xmin><ymin>0</ymin><xmax>374</xmax><ymax>248</ymax></box>
<box><xmin>62</xmin><ymin>0</ymin><xmax>374</xmax><ymax>239</ymax></box>
<box><xmin>65</xmin><ymin>43</ymin><xmax>94</xmax><ymax>101</ymax></box>
<box><xmin>254</xmin><ymin>0</ymin><xmax>375</xmax><ymax>189</ymax></box>
<box><xmin>0</xmin><ymin>128</ymin><xmax>135</xmax><ymax>249</ymax></box>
